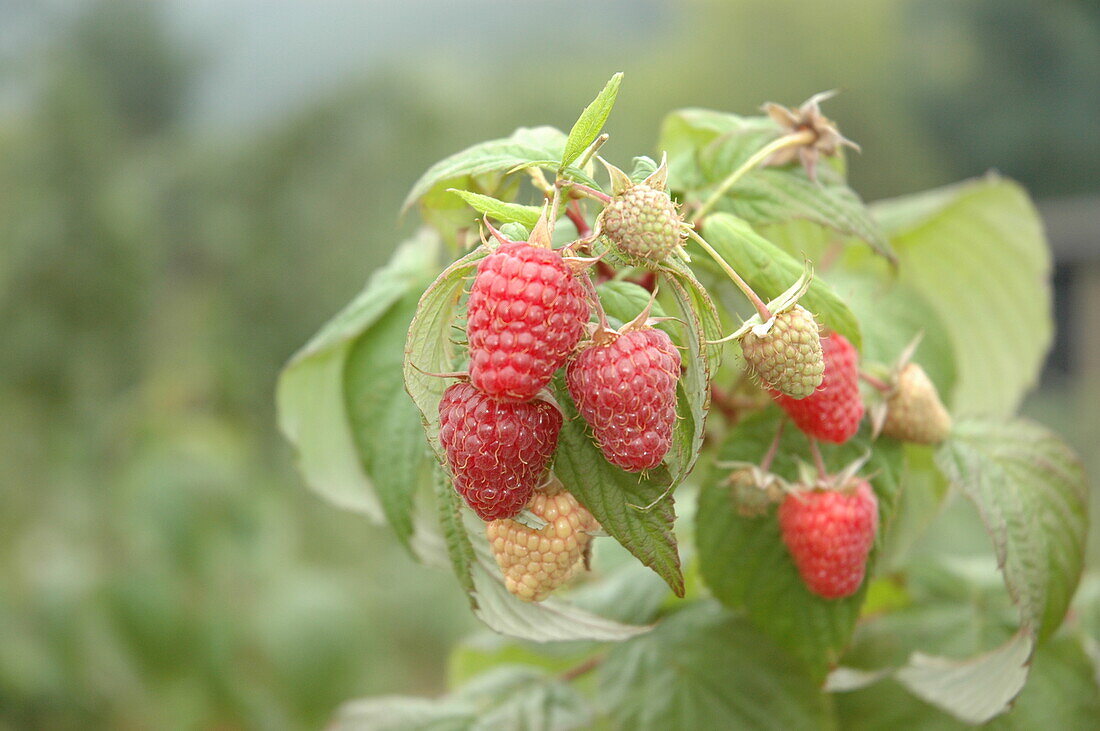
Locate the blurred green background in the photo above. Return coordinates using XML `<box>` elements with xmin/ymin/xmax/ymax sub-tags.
<box><xmin>1</xmin><ymin>0</ymin><xmax>1097</xmax><ymax>727</ymax></box>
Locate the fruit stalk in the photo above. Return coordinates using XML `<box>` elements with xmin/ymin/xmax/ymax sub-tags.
<box><xmin>693</xmin><ymin>128</ymin><xmax>816</xmax><ymax>222</ymax></box>
<box><xmin>686</xmin><ymin>228</ymin><xmax>772</xmax><ymax>320</ymax></box>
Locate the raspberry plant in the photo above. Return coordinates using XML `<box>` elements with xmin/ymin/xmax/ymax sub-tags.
<box><xmin>278</xmin><ymin>75</ymin><xmax>1092</xmax><ymax>727</ymax></box>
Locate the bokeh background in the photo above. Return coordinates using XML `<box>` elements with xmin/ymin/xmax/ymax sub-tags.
<box><xmin>1</xmin><ymin>0</ymin><xmax>1097</xmax><ymax>727</ymax></box>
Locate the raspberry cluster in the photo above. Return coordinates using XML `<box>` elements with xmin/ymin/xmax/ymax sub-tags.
<box><xmin>439</xmin><ymin>241</ymin><xmax>590</xmax><ymax>522</ymax></box>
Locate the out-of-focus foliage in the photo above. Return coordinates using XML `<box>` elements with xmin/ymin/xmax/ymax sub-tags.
<box><xmin>1</xmin><ymin>0</ymin><xmax>1097</xmax><ymax>728</ymax></box>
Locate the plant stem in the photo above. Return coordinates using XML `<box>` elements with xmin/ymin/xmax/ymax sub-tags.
<box><xmin>692</xmin><ymin>129</ymin><xmax>816</xmax><ymax>223</ymax></box>
<box><xmin>567</xmin><ymin>199</ymin><xmax>592</xmax><ymax>238</ymax></box>
<box><xmin>809</xmin><ymin>438</ymin><xmax>828</xmax><ymax>480</ymax></box>
<box><xmin>564</xmin><ymin>181</ymin><xmax>612</xmax><ymax>204</ymax></box>
<box><xmin>860</xmin><ymin>371</ymin><xmax>891</xmax><ymax>394</ymax></box>
<box><xmin>576</xmin><ymin>133</ymin><xmax>609</xmax><ymax>170</ymax></box>
<box><xmin>686</xmin><ymin>229</ymin><xmax>771</xmax><ymax>320</ymax></box>
<box><xmin>579</xmin><ymin>271</ymin><xmax>611</xmax><ymax>335</ymax></box>
<box><xmin>761</xmin><ymin>420</ymin><xmax>786</xmax><ymax>472</ymax></box>
<box><xmin>559</xmin><ymin>654</ymin><xmax>605</xmax><ymax>683</ymax></box>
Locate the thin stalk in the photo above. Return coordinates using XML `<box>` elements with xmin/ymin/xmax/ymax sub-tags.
<box><xmin>564</xmin><ymin>181</ymin><xmax>611</xmax><ymax>204</ymax></box>
<box><xmin>559</xmin><ymin>654</ymin><xmax>605</xmax><ymax>683</ymax></box>
<box><xmin>566</xmin><ymin>199</ymin><xmax>592</xmax><ymax>238</ymax></box>
<box><xmin>686</xmin><ymin>228</ymin><xmax>771</xmax><ymax>320</ymax></box>
<box><xmin>576</xmin><ymin>133</ymin><xmax>609</xmax><ymax>170</ymax></box>
<box><xmin>809</xmin><ymin>438</ymin><xmax>828</xmax><ymax>481</ymax></box>
<box><xmin>760</xmin><ymin>420</ymin><xmax>786</xmax><ymax>472</ymax></box>
<box><xmin>692</xmin><ymin>129</ymin><xmax>816</xmax><ymax>223</ymax></box>
<box><xmin>860</xmin><ymin>371</ymin><xmax>891</xmax><ymax>394</ymax></box>
<box><xmin>579</xmin><ymin>271</ymin><xmax>611</xmax><ymax>335</ymax></box>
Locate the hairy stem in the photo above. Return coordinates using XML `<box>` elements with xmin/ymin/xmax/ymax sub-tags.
<box><xmin>564</xmin><ymin>181</ymin><xmax>612</xmax><ymax>204</ymax></box>
<box><xmin>686</xmin><ymin>229</ymin><xmax>771</xmax><ymax>320</ymax></box>
<box><xmin>760</xmin><ymin>420</ymin><xmax>786</xmax><ymax>472</ymax></box>
<box><xmin>692</xmin><ymin>129</ymin><xmax>816</xmax><ymax>223</ymax></box>
<box><xmin>567</xmin><ymin>199</ymin><xmax>593</xmax><ymax>238</ymax></box>
<box><xmin>809</xmin><ymin>438</ymin><xmax>828</xmax><ymax>480</ymax></box>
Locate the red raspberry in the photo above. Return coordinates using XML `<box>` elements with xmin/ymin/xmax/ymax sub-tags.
<box><xmin>438</xmin><ymin>382</ymin><xmax>562</xmax><ymax>520</ymax></box>
<box><xmin>778</xmin><ymin>479</ymin><xmax>878</xmax><ymax>599</ymax></box>
<box><xmin>466</xmin><ymin>243</ymin><xmax>589</xmax><ymax>401</ymax></box>
<box><xmin>566</xmin><ymin>327</ymin><xmax>681</xmax><ymax>472</ymax></box>
<box><xmin>772</xmin><ymin>332</ymin><xmax>863</xmax><ymax>443</ymax></box>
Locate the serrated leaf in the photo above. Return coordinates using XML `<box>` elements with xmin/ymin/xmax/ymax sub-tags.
<box><xmin>894</xmin><ymin>632</ymin><xmax>1033</xmax><ymax>725</ymax></box>
<box><xmin>277</xmin><ymin>230</ymin><xmax>440</xmax><ymax>520</ymax></box>
<box><xmin>403</xmin><ymin>126</ymin><xmax>567</xmax><ymax>212</ymax></box>
<box><xmin>403</xmin><ymin>246</ymin><xmax>489</xmax><ymax>460</ymax></box>
<box><xmin>551</xmin><ymin>374</ymin><xmax>684</xmax><ymax>597</ymax></box>
<box><xmin>711</xmin><ymin>167</ymin><xmax>893</xmax><ymax>262</ymax></box>
<box><xmin>343</xmin><ymin>289</ymin><xmax>434</xmax><ymax>549</ymax></box>
<box><xmin>332</xmin><ymin>695</ymin><xmax>476</xmax><ymax>731</ymax></box>
<box><xmin>658</xmin><ymin>108</ymin><xmax>889</xmax><ymax>257</ymax></box>
<box><xmin>935</xmin><ymin>418</ymin><xmax>1088</xmax><ymax>639</ymax></box>
<box><xmin>448</xmin><ymin>190</ymin><xmax>543</xmax><ymax>228</ymax></box>
<box><xmin>696</xmin><ymin>409</ymin><xmax>904</xmax><ymax>679</ymax></box>
<box><xmin>560</xmin><ymin>72</ymin><xmax>622</xmax><ymax>171</ymax></box>
<box><xmin>871</xmin><ymin>176</ymin><xmax>1052</xmax><ymax>417</ymax></box>
<box><xmin>657</xmin><ymin>260</ymin><xmax>722</xmax><ymax>483</ymax></box>
<box><xmin>696</xmin><ymin>213</ymin><xmax>861</xmax><ymax>349</ymax></box>
<box><xmin>333</xmin><ymin>665</ymin><xmax>592</xmax><ymax>731</ymax></box>
<box><xmin>600</xmin><ymin>602</ymin><xmax>836</xmax><ymax>730</ymax></box>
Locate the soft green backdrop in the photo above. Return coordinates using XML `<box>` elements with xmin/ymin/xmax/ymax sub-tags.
<box><xmin>1</xmin><ymin>0</ymin><xmax>1096</xmax><ymax>727</ymax></box>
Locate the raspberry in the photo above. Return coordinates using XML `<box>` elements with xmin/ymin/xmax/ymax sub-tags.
<box><xmin>438</xmin><ymin>382</ymin><xmax>562</xmax><ymax>521</ymax></box>
<box><xmin>599</xmin><ymin>184</ymin><xmax>683</xmax><ymax>262</ymax></box>
<box><xmin>487</xmin><ymin>480</ymin><xmax>599</xmax><ymax>602</ymax></box>
<box><xmin>882</xmin><ymin>363</ymin><xmax>952</xmax><ymax>444</ymax></box>
<box><xmin>740</xmin><ymin>305</ymin><xmax>824</xmax><ymax>399</ymax></box>
<box><xmin>772</xmin><ymin>332</ymin><xmax>863</xmax><ymax>444</ymax></box>
<box><xmin>567</xmin><ymin>327</ymin><xmax>681</xmax><ymax>472</ymax></box>
<box><xmin>778</xmin><ymin>479</ymin><xmax>878</xmax><ymax>599</ymax></box>
<box><xmin>466</xmin><ymin>242</ymin><xmax>589</xmax><ymax>402</ymax></box>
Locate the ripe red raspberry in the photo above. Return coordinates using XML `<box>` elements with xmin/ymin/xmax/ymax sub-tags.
<box><xmin>466</xmin><ymin>243</ymin><xmax>589</xmax><ymax>402</ymax></box>
<box><xmin>778</xmin><ymin>479</ymin><xmax>878</xmax><ymax>599</ymax></box>
<box><xmin>566</xmin><ymin>327</ymin><xmax>681</xmax><ymax>472</ymax></box>
<box><xmin>438</xmin><ymin>382</ymin><xmax>562</xmax><ymax>520</ymax></box>
<box><xmin>772</xmin><ymin>332</ymin><xmax>863</xmax><ymax>443</ymax></box>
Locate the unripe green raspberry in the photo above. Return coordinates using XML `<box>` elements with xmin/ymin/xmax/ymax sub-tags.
<box><xmin>727</xmin><ymin>468</ymin><xmax>784</xmax><ymax>517</ymax></box>
<box><xmin>882</xmin><ymin>363</ymin><xmax>952</xmax><ymax>444</ymax></box>
<box><xmin>486</xmin><ymin>482</ymin><xmax>599</xmax><ymax>602</ymax></box>
<box><xmin>599</xmin><ymin>184</ymin><xmax>682</xmax><ymax>261</ymax></box>
<box><xmin>740</xmin><ymin>305</ymin><xmax>824</xmax><ymax>399</ymax></box>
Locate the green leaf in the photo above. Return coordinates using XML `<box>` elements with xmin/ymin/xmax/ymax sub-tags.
<box><xmin>893</xmin><ymin>632</ymin><xmax>1033</xmax><ymax>725</ymax></box>
<box><xmin>331</xmin><ymin>695</ymin><xmax>475</xmax><ymax>730</ymax></box>
<box><xmin>935</xmin><ymin>418</ymin><xmax>1088</xmax><ymax>639</ymax></box>
<box><xmin>871</xmin><ymin>176</ymin><xmax>1052</xmax><ymax>417</ymax></box>
<box><xmin>696</xmin><ymin>213</ymin><xmax>862</xmax><ymax>349</ymax></box>
<box><xmin>657</xmin><ymin>259</ymin><xmax>722</xmax><ymax>483</ymax></box>
<box><xmin>455</xmin><ymin>665</ymin><xmax>593</xmax><ymax>729</ymax></box>
<box><xmin>696</xmin><ymin>409</ymin><xmax>904</xmax><ymax>679</ymax></box>
<box><xmin>403</xmin><ymin>126</ymin><xmax>567</xmax><ymax>212</ymax></box>
<box><xmin>343</xmin><ymin>288</ymin><xmax>434</xmax><ymax>549</ymax></box>
<box><xmin>333</xmin><ymin>665</ymin><xmax>593</xmax><ymax>731</ymax></box>
<box><xmin>827</xmin><ymin>270</ymin><xmax>956</xmax><ymax>401</ymax></box>
<box><xmin>658</xmin><ymin>108</ymin><xmax>889</xmax><ymax>257</ymax></box>
<box><xmin>559</xmin><ymin>72</ymin><xmax>622</xmax><ymax>171</ymax></box>
<box><xmin>595</xmin><ymin>280</ymin><xmax>666</xmax><ymax>328</ymax></box>
<box><xmin>447</xmin><ymin>190</ymin><xmax>543</xmax><ymax>228</ymax></box>
<box><xmin>600</xmin><ymin>602</ymin><xmax>836</xmax><ymax>730</ymax></box>
<box><xmin>551</xmin><ymin>374</ymin><xmax>684</xmax><ymax>597</ymax></box>
<box><xmin>403</xmin><ymin>245</ymin><xmax>489</xmax><ymax>460</ymax></box>
<box><xmin>277</xmin><ymin>230</ymin><xmax>440</xmax><ymax>520</ymax></box>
